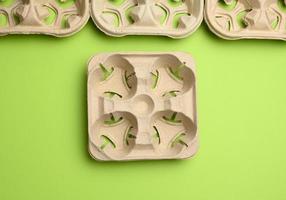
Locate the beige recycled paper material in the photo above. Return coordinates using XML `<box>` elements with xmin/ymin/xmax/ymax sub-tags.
<box><xmin>91</xmin><ymin>0</ymin><xmax>204</xmax><ymax>38</ymax></box>
<box><xmin>0</xmin><ymin>0</ymin><xmax>203</xmax><ymax>38</ymax></box>
<box><xmin>205</xmin><ymin>0</ymin><xmax>286</xmax><ymax>40</ymax></box>
<box><xmin>88</xmin><ymin>52</ymin><xmax>198</xmax><ymax>161</ymax></box>
<box><xmin>0</xmin><ymin>0</ymin><xmax>89</xmax><ymax>36</ymax></box>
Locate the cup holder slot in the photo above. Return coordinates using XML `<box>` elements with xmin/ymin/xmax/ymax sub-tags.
<box><xmin>90</xmin><ymin>111</ymin><xmax>138</xmax><ymax>159</ymax></box>
<box><xmin>150</xmin><ymin>54</ymin><xmax>195</xmax><ymax>99</ymax></box>
<box><xmin>150</xmin><ymin>110</ymin><xmax>196</xmax><ymax>156</ymax></box>
<box><xmin>90</xmin><ymin>54</ymin><xmax>137</xmax><ymax>101</ymax></box>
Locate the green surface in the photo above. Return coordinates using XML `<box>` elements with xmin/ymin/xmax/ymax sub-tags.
<box><xmin>1</xmin><ymin>21</ymin><xmax>286</xmax><ymax>200</ymax></box>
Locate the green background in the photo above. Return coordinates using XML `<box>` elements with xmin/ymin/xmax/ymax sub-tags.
<box><xmin>0</xmin><ymin>21</ymin><xmax>286</xmax><ymax>200</ymax></box>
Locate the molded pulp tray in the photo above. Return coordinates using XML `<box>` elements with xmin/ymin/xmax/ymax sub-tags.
<box><xmin>88</xmin><ymin>52</ymin><xmax>198</xmax><ymax>161</ymax></box>
<box><xmin>91</xmin><ymin>0</ymin><xmax>204</xmax><ymax>38</ymax></box>
<box><xmin>205</xmin><ymin>0</ymin><xmax>286</xmax><ymax>40</ymax></box>
<box><xmin>0</xmin><ymin>0</ymin><xmax>203</xmax><ymax>38</ymax></box>
<box><xmin>0</xmin><ymin>0</ymin><xmax>89</xmax><ymax>36</ymax></box>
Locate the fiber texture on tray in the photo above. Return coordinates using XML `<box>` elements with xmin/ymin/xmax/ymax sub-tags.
<box><xmin>205</xmin><ymin>0</ymin><xmax>286</xmax><ymax>40</ymax></box>
<box><xmin>88</xmin><ymin>52</ymin><xmax>199</xmax><ymax>161</ymax></box>
<box><xmin>0</xmin><ymin>0</ymin><xmax>89</xmax><ymax>36</ymax></box>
